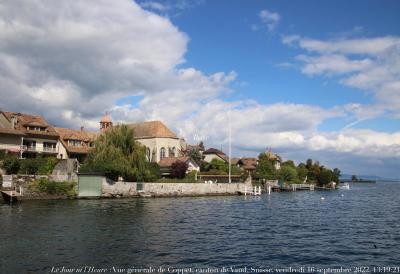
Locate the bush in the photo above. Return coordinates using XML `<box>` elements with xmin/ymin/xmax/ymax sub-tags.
<box><xmin>29</xmin><ymin>178</ymin><xmax>77</xmax><ymax>197</ymax></box>
<box><xmin>2</xmin><ymin>156</ymin><xmax>20</xmax><ymax>174</ymax></box>
<box><xmin>157</xmin><ymin>177</ymin><xmax>197</xmax><ymax>183</ymax></box>
<box><xmin>144</xmin><ymin>162</ymin><xmax>161</xmax><ymax>181</ymax></box>
<box><xmin>1</xmin><ymin>155</ymin><xmax>59</xmax><ymax>175</ymax></box>
<box><xmin>19</xmin><ymin>158</ymin><xmax>40</xmax><ymax>174</ymax></box>
<box><xmin>186</xmin><ymin>170</ymin><xmax>198</xmax><ymax>181</ymax></box>
<box><xmin>171</xmin><ymin>161</ymin><xmax>188</xmax><ymax>179</ymax></box>
<box><xmin>37</xmin><ymin>157</ymin><xmax>59</xmax><ymax>175</ymax></box>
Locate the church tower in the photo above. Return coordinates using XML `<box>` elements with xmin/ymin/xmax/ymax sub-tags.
<box><xmin>100</xmin><ymin>113</ymin><xmax>112</xmax><ymax>133</ymax></box>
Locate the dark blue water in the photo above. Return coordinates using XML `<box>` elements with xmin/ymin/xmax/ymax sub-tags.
<box><xmin>1</xmin><ymin>182</ymin><xmax>399</xmax><ymax>274</ymax></box>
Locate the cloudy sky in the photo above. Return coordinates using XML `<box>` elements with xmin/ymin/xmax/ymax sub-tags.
<box><xmin>0</xmin><ymin>0</ymin><xmax>399</xmax><ymax>178</ymax></box>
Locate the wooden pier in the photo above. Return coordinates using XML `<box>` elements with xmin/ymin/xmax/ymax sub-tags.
<box><xmin>272</xmin><ymin>184</ymin><xmax>315</xmax><ymax>192</ymax></box>
<box><xmin>1</xmin><ymin>186</ymin><xmax>24</xmax><ymax>204</ymax></box>
<box><xmin>1</xmin><ymin>190</ymin><xmax>23</xmax><ymax>203</ymax></box>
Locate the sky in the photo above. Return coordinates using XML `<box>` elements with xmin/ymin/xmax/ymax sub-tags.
<box><xmin>0</xmin><ymin>0</ymin><xmax>399</xmax><ymax>178</ymax></box>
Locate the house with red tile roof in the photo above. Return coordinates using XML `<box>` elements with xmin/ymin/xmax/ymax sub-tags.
<box><xmin>0</xmin><ymin>110</ymin><xmax>60</xmax><ymax>158</ymax></box>
<box><xmin>158</xmin><ymin>156</ymin><xmax>200</xmax><ymax>176</ymax></box>
<box><xmin>54</xmin><ymin>127</ymin><xmax>96</xmax><ymax>162</ymax></box>
<box><xmin>203</xmin><ymin>148</ymin><xmax>228</xmax><ymax>163</ymax></box>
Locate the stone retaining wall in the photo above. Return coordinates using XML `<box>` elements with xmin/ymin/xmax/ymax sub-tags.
<box><xmin>100</xmin><ymin>178</ymin><xmax>251</xmax><ymax>198</ymax></box>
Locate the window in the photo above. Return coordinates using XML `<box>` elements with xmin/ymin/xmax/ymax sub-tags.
<box><xmin>160</xmin><ymin>147</ymin><xmax>166</xmax><ymax>160</ymax></box>
<box><xmin>23</xmin><ymin>140</ymin><xmax>36</xmax><ymax>149</ymax></box>
<box><xmin>26</xmin><ymin>126</ymin><xmax>45</xmax><ymax>131</ymax></box>
<box><xmin>43</xmin><ymin>142</ymin><xmax>56</xmax><ymax>152</ymax></box>
<box><xmin>171</xmin><ymin>147</ymin><xmax>176</xmax><ymax>157</ymax></box>
<box><xmin>146</xmin><ymin>147</ymin><xmax>151</xmax><ymax>161</ymax></box>
<box><xmin>68</xmin><ymin>140</ymin><xmax>82</xmax><ymax>147</ymax></box>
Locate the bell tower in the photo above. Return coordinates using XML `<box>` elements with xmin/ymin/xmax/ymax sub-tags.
<box><xmin>100</xmin><ymin>112</ymin><xmax>113</xmax><ymax>133</ymax></box>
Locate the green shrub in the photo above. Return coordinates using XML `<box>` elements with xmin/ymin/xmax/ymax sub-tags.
<box><xmin>2</xmin><ymin>156</ymin><xmax>21</xmax><ymax>174</ymax></box>
<box><xmin>31</xmin><ymin>178</ymin><xmax>77</xmax><ymax>197</ymax></box>
<box><xmin>186</xmin><ymin>170</ymin><xmax>198</xmax><ymax>181</ymax></box>
<box><xmin>157</xmin><ymin>177</ymin><xmax>197</xmax><ymax>183</ymax></box>
<box><xmin>37</xmin><ymin>157</ymin><xmax>59</xmax><ymax>175</ymax></box>
<box><xmin>0</xmin><ymin>150</ymin><xmax>6</xmax><ymax>160</ymax></box>
<box><xmin>144</xmin><ymin>162</ymin><xmax>161</xmax><ymax>181</ymax></box>
<box><xmin>19</xmin><ymin>158</ymin><xmax>39</xmax><ymax>174</ymax></box>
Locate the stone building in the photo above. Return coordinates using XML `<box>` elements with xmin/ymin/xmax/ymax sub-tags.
<box><xmin>98</xmin><ymin>114</ymin><xmax>184</xmax><ymax>163</ymax></box>
<box><xmin>127</xmin><ymin>120</ymin><xmax>183</xmax><ymax>163</ymax></box>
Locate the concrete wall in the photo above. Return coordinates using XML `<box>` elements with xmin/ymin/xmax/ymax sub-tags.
<box><xmin>100</xmin><ymin>179</ymin><xmax>248</xmax><ymax>198</ymax></box>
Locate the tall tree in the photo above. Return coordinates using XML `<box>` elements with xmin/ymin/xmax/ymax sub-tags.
<box><xmin>81</xmin><ymin>125</ymin><xmax>150</xmax><ymax>181</ymax></box>
<box><xmin>255</xmin><ymin>153</ymin><xmax>278</xmax><ymax>180</ymax></box>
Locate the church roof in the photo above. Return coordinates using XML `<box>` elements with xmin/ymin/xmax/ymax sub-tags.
<box><xmin>127</xmin><ymin>121</ymin><xmax>178</xmax><ymax>139</ymax></box>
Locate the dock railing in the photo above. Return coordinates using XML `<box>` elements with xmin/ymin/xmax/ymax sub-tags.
<box><xmin>291</xmin><ymin>184</ymin><xmax>315</xmax><ymax>191</ymax></box>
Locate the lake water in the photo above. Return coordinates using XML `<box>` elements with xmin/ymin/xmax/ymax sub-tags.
<box><xmin>1</xmin><ymin>182</ymin><xmax>399</xmax><ymax>274</ymax></box>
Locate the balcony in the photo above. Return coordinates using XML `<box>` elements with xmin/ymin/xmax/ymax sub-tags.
<box><xmin>21</xmin><ymin>145</ymin><xmax>37</xmax><ymax>152</ymax></box>
<box><xmin>20</xmin><ymin>145</ymin><xmax>57</xmax><ymax>153</ymax></box>
<box><xmin>43</xmin><ymin>147</ymin><xmax>57</xmax><ymax>153</ymax></box>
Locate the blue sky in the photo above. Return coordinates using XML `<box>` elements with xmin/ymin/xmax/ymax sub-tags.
<box><xmin>153</xmin><ymin>0</ymin><xmax>400</xmax><ymax>132</ymax></box>
<box><xmin>135</xmin><ymin>0</ymin><xmax>400</xmax><ymax>131</ymax></box>
<box><xmin>0</xmin><ymin>0</ymin><xmax>399</xmax><ymax>178</ymax></box>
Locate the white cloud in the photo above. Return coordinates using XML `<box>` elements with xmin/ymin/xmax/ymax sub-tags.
<box><xmin>259</xmin><ymin>9</ymin><xmax>280</xmax><ymax>31</ymax></box>
<box><xmin>284</xmin><ymin>35</ymin><xmax>400</xmax><ymax>119</ymax></box>
<box><xmin>297</xmin><ymin>54</ymin><xmax>373</xmax><ymax>75</ymax></box>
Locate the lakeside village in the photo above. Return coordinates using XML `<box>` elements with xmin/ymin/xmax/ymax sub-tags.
<box><xmin>0</xmin><ymin>109</ymin><xmax>344</xmax><ymax>202</ymax></box>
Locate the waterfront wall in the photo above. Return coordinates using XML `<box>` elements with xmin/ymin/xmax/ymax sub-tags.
<box><xmin>99</xmin><ymin>176</ymin><xmax>251</xmax><ymax>198</ymax></box>
<box><xmin>1</xmin><ymin>174</ymin><xmax>77</xmax><ymax>187</ymax></box>
<box><xmin>100</xmin><ymin>181</ymin><xmax>247</xmax><ymax>198</ymax></box>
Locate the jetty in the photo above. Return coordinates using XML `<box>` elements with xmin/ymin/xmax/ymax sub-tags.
<box><xmin>271</xmin><ymin>183</ymin><xmax>315</xmax><ymax>192</ymax></box>
<box><xmin>1</xmin><ymin>189</ymin><xmax>23</xmax><ymax>204</ymax></box>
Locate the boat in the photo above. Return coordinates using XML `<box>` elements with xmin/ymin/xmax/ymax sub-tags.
<box><xmin>340</xmin><ymin>183</ymin><xmax>350</xmax><ymax>189</ymax></box>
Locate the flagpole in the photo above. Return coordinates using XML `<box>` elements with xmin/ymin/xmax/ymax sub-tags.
<box><xmin>228</xmin><ymin>109</ymin><xmax>231</xmax><ymax>184</ymax></box>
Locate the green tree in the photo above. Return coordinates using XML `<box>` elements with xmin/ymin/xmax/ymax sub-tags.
<box><xmin>81</xmin><ymin>125</ymin><xmax>151</xmax><ymax>181</ymax></box>
<box><xmin>187</xmin><ymin>148</ymin><xmax>202</xmax><ymax>164</ymax></box>
<box><xmin>297</xmin><ymin>163</ymin><xmax>308</xmax><ymax>182</ymax></box>
<box><xmin>318</xmin><ymin>168</ymin><xmax>334</xmax><ymax>186</ymax></box>
<box><xmin>351</xmin><ymin>175</ymin><xmax>358</xmax><ymax>182</ymax></box>
<box><xmin>2</xmin><ymin>156</ymin><xmax>20</xmax><ymax>174</ymax></box>
<box><xmin>209</xmin><ymin>158</ymin><xmax>228</xmax><ymax>173</ymax></box>
<box><xmin>255</xmin><ymin>153</ymin><xmax>278</xmax><ymax>180</ymax></box>
<box><xmin>306</xmin><ymin>158</ymin><xmax>313</xmax><ymax>170</ymax></box>
<box><xmin>279</xmin><ymin>165</ymin><xmax>298</xmax><ymax>183</ymax></box>
<box><xmin>332</xmin><ymin>168</ymin><xmax>341</xmax><ymax>183</ymax></box>
<box><xmin>282</xmin><ymin>160</ymin><xmax>296</xmax><ymax>169</ymax></box>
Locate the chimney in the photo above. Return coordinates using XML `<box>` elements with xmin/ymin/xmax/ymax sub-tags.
<box><xmin>80</xmin><ymin>126</ymin><xmax>84</xmax><ymax>132</ymax></box>
<box><xmin>11</xmin><ymin>115</ymin><xmax>17</xmax><ymax>129</ymax></box>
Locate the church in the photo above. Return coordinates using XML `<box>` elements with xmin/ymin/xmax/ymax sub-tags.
<box><xmin>100</xmin><ymin>114</ymin><xmax>184</xmax><ymax>163</ymax></box>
